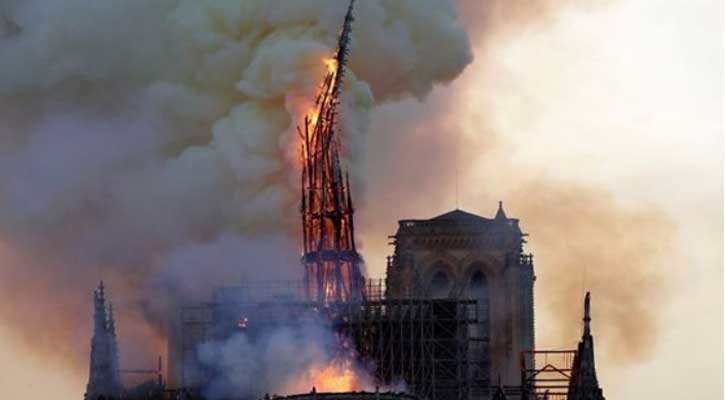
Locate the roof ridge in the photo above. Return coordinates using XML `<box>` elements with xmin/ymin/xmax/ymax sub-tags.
<box><xmin>431</xmin><ymin>209</ymin><xmax>490</xmax><ymax>221</ymax></box>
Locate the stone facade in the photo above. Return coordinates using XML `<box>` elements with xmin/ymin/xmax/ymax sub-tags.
<box><xmin>385</xmin><ymin>204</ymin><xmax>535</xmax><ymax>386</ymax></box>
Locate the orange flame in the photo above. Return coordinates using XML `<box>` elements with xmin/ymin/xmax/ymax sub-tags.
<box><xmin>299</xmin><ymin>57</ymin><xmax>338</xmax><ymax>151</ymax></box>
<box><xmin>282</xmin><ymin>357</ymin><xmax>372</xmax><ymax>395</ymax></box>
<box><xmin>323</xmin><ymin>58</ymin><xmax>338</xmax><ymax>75</ymax></box>
<box><xmin>309</xmin><ymin>361</ymin><xmax>361</xmax><ymax>392</ymax></box>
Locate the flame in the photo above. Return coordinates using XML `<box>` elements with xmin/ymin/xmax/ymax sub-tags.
<box><xmin>324</xmin><ymin>58</ymin><xmax>338</xmax><ymax>75</ymax></box>
<box><xmin>309</xmin><ymin>360</ymin><xmax>360</xmax><ymax>392</ymax></box>
<box><xmin>311</xmin><ymin>58</ymin><xmax>338</xmax><ymax>126</ymax></box>
<box><xmin>310</xmin><ymin>108</ymin><xmax>320</xmax><ymax>126</ymax></box>
<box><xmin>282</xmin><ymin>356</ymin><xmax>372</xmax><ymax>395</ymax></box>
<box><xmin>298</xmin><ymin>57</ymin><xmax>338</xmax><ymax>155</ymax></box>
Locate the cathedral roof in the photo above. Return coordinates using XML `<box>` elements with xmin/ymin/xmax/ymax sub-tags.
<box><xmin>431</xmin><ymin>209</ymin><xmax>491</xmax><ymax>223</ymax></box>
<box><xmin>395</xmin><ymin>203</ymin><xmax>523</xmax><ymax>238</ymax></box>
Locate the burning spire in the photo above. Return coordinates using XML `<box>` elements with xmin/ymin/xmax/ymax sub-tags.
<box><xmin>85</xmin><ymin>281</ymin><xmax>122</xmax><ymax>400</ymax></box>
<box><xmin>299</xmin><ymin>0</ymin><xmax>364</xmax><ymax>305</ymax></box>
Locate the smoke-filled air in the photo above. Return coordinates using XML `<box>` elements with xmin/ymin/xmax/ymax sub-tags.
<box><xmin>0</xmin><ymin>0</ymin><xmax>722</xmax><ymax>399</ymax></box>
<box><xmin>359</xmin><ymin>0</ymin><xmax>722</xmax><ymax>399</ymax></box>
<box><xmin>0</xmin><ymin>0</ymin><xmax>473</xmax><ymax>398</ymax></box>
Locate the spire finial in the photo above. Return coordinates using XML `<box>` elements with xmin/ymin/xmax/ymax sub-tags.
<box><xmin>495</xmin><ymin>200</ymin><xmax>507</xmax><ymax>220</ymax></box>
<box><xmin>583</xmin><ymin>291</ymin><xmax>591</xmax><ymax>336</ymax></box>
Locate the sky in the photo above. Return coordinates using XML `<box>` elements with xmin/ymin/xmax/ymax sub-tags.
<box><xmin>358</xmin><ymin>0</ymin><xmax>723</xmax><ymax>398</ymax></box>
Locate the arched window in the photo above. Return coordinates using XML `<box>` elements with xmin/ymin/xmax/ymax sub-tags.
<box><xmin>469</xmin><ymin>267</ymin><xmax>491</xmax><ymax>382</ymax></box>
<box><xmin>430</xmin><ymin>270</ymin><xmax>450</xmax><ymax>299</ymax></box>
<box><xmin>470</xmin><ymin>270</ymin><xmax>488</xmax><ymax>299</ymax></box>
<box><xmin>469</xmin><ymin>269</ymin><xmax>490</xmax><ymax>315</ymax></box>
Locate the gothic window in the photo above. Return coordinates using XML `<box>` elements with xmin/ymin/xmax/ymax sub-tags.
<box><xmin>430</xmin><ymin>269</ymin><xmax>450</xmax><ymax>299</ymax></box>
<box><xmin>470</xmin><ymin>271</ymin><xmax>488</xmax><ymax>299</ymax></box>
<box><xmin>469</xmin><ymin>267</ymin><xmax>491</xmax><ymax>383</ymax></box>
<box><xmin>469</xmin><ymin>270</ymin><xmax>490</xmax><ymax>320</ymax></box>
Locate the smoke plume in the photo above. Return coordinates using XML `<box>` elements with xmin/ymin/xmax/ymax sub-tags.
<box><xmin>358</xmin><ymin>91</ymin><xmax>678</xmax><ymax>384</ymax></box>
<box><xmin>357</xmin><ymin>0</ymin><xmax>679</xmax><ymax>382</ymax></box>
<box><xmin>0</xmin><ymin>0</ymin><xmax>695</xmax><ymax>398</ymax></box>
<box><xmin>196</xmin><ymin>314</ymin><xmax>382</xmax><ymax>399</ymax></box>
<box><xmin>0</xmin><ymin>0</ymin><xmax>473</xmax><ymax>395</ymax></box>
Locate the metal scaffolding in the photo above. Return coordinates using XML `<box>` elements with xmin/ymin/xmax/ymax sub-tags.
<box><xmin>180</xmin><ymin>304</ymin><xmax>214</xmax><ymax>390</ymax></box>
<box><xmin>520</xmin><ymin>350</ymin><xmax>577</xmax><ymax>400</ymax></box>
<box><xmin>179</xmin><ymin>283</ymin><xmax>489</xmax><ymax>400</ymax></box>
<box><xmin>338</xmin><ymin>298</ymin><xmax>488</xmax><ymax>400</ymax></box>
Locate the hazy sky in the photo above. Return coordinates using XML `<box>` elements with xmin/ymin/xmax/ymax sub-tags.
<box><xmin>486</xmin><ymin>1</ymin><xmax>723</xmax><ymax>398</ymax></box>
<box><xmin>360</xmin><ymin>0</ymin><xmax>723</xmax><ymax>398</ymax></box>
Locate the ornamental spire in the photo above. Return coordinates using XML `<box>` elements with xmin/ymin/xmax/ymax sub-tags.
<box><xmin>567</xmin><ymin>292</ymin><xmax>605</xmax><ymax>400</ymax></box>
<box><xmin>495</xmin><ymin>201</ymin><xmax>508</xmax><ymax>220</ymax></box>
<box><xmin>93</xmin><ymin>281</ymin><xmax>107</xmax><ymax>336</ymax></box>
<box><xmin>583</xmin><ymin>291</ymin><xmax>591</xmax><ymax>336</ymax></box>
<box><xmin>85</xmin><ymin>282</ymin><xmax>122</xmax><ymax>400</ymax></box>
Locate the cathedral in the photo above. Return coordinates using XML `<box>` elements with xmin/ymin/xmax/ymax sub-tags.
<box><xmin>385</xmin><ymin>204</ymin><xmax>535</xmax><ymax>386</ymax></box>
<box><xmin>83</xmin><ymin>2</ymin><xmax>606</xmax><ymax>399</ymax></box>
<box><xmin>85</xmin><ymin>206</ymin><xmax>606</xmax><ymax>400</ymax></box>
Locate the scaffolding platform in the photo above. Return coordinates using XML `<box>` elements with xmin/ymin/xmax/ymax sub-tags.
<box><xmin>179</xmin><ymin>282</ymin><xmax>488</xmax><ymax>400</ymax></box>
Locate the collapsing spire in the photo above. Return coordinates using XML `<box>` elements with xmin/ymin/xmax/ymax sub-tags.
<box><xmin>299</xmin><ymin>0</ymin><xmax>363</xmax><ymax>305</ymax></box>
<box><xmin>567</xmin><ymin>292</ymin><xmax>605</xmax><ymax>400</ymax></box>
<box><xmin>332</xmin><ymin>0</ymin><xmax>355</xmax><ymax>98</ymax></box>
<box><xmin>85</xmin><ymin>282</ymin><xmax>122</xmax><ymax>400</ymax></box>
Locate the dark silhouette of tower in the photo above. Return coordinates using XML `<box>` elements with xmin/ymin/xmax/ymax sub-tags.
<box><xmin>567</xmin><ymin>292</ymin><xmax>605</xmax><ymax>400</ymax></box>
<box><xmin>300</xmin><ymin>0</ymin><xmax>363</xmax><ymax>305</ymax></box>
<box><xmin>85</xmin><ymin>281</ymin><xmax>122</xmax><ymax>400</ymax></box>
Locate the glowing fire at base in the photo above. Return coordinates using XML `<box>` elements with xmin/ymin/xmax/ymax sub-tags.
<box><xmin>283</xmin><ymin>357</ymin><xmax>374</xmax><ymax>395</ymax></box>
<box><xmin>309</xmin><ymin>360</ymin><xmax>361</xmax><ymax>392</ymax></box>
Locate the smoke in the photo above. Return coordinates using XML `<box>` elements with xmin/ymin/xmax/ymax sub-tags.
<box><xmin>0</xmin><ymin>0</ymin><xmax>473</xmax><ymax>396</ymax></box>
<box><xmin>0</xmin><ymin>0</ymin><xmax>691</xmax><ymax>398</ymax></box>
<box><xmin>357</xmin><ymin>0</ymin><xmax>680</xmax><ymax>381</ymax></box>
<box><xmin>358</xmin><ymin>82</ymin><xmax>678</xmax><ymax>378</ymax></box>
<box><xmin>507</xmin><ymin>179</ymin><xmax>676</xmax><ymax>361</ymax></box>
<box><xmin>195</xmin><ymin>315</ymin><xmax>380</xmax><ymax>399</ymax></box>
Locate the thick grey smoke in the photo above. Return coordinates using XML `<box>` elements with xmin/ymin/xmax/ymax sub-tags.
<box><xmin>0</xmin><ymin>0</ymin><xmax>473</xmax><ymax>393</ymax></box>
<box><xmin>195</xmin><ymin>315</ymin><xmax>381</xmax><ymax>399</ymax></box>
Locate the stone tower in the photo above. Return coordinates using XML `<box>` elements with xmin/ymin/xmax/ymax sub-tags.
<box><xmin>85</xmin><ymin>281</ymin><xmax>122</xmax><ymax>400</ymax></box>
<box><xmin>385</xmin><ymin>203</ymin><xmax>535</xmax><ymax>386</ymax></box>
